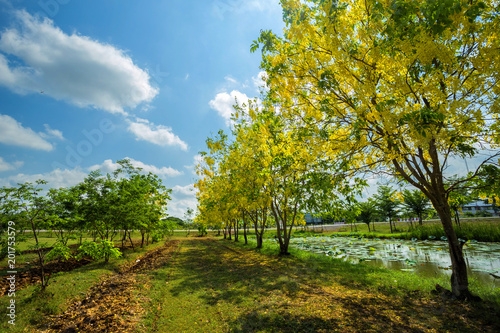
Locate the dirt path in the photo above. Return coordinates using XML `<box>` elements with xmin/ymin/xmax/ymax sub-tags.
<box><xmin>42</xmin><ymin>240</ymin><xmax>181</xmax><ymax>333</ymax></box>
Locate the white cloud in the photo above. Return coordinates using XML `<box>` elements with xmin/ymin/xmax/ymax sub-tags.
<box><xmin>89</xmin><ymin>158</ymin><xmax>183</xmax><ymax>177</ymax></box>
<box><xmin>127</xmin><ymin>118</ymin><xmax>189</xmax><ymax>151</ymax></box>
<box><xmin>0</xmin><ymin>157</ymin><xmax>23</xmax><ymax>172</ymax></box>
<box><xmin>0</xmin><ymin>157</ymin><xmax>183</xmax><ymax>189</ymax></box>
<box><xmin>173</xmin><ymin>184</ymin><xmax>197</xmax><ymax>196</ymax></box>
<box><xmin>252</xmin><ymin>71</ymin><xmax>268</xmax><ymax>90</ymax></box>
<box><xmin>166</xmin><ymin>196</ymin><xmax>198</xmax><ymax>219</ymax></box>
<box><xmin>184</xmin><ymin>154</ymin><xmax>204</xmax><ymax>175</ymax></box>
<box><xmin>40</xmin><ymin>124</ymin><xmax>64</xmax><ymax>140</ymax></box>
<box><xmin>0</xmin><ymin>167</ymin><xmax>88</xmax><ymax>189</ymax></box>
<box><xmin>0</xmin><ymin>114</ymin><xmax>54</xmax><ymax>151</ymax></box>
<box><xmin>0</xmin><ymin>10</ymin><xmax>158</xmax><ymax>114</ymax></box>
<box><xmin>209</xmin><ymin>90</ymin><xmax>252</xmax><ymax>126</ymax></box>
<box><xmin>224</xmin><ymin>75</ymin><xmax>238</xmax><ymax>84</ymax></box>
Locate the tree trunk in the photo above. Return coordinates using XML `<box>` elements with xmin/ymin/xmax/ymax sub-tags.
<box><xmin>234</xmin><ymin>220</ymin><xmax>239</xmax><ymax>242</ymax></box>
<box><xmin>271</xmin><ymin>201</ymin><xmax>291</xmax><ymax>255</ymax></box>
<box><xmin>243</xmin><ymin>221</ymin><xmax>248</xmax><ymax>245</ymax></box>
<box><xmin>453</xmin><ymin>208</ymin><xmax>461</xmax><ymax>227</ymax></box>
<box><xmin>256</xmin><ymin>233</ymin><xmax>263</xmax><ymax>248</ymax></box>
<box><xmin>391</xmin><ymin>144</ymin><xmax>476</xmax><ymax>300</ymax></box>
<box><xmin>37</xmin><ymin>249</ymin><xmax>47</xmax><ymax>289</ymax></box>
<box><xmin>121</xmin><ymin>231</ymin><xmax>127</xmax><ymax>249</ymax></box>
<box><xmin>30</xmin><ymin>219</ymin><xmax>48</xmax><ymax>289</ymax></box>
<box><xmin>128</xmin><ymin>231</ymin><xmax>135</xmax><ymax>251</ymax></box>
<box><xmin>433</xmin><ymin>199</ymin><xmax>473</xmax><ymax>299</ymax></box>
<box><xmin>254</xmin><ymin>219</ymin><xmax>264</xmax><ymax>249</ymax></box>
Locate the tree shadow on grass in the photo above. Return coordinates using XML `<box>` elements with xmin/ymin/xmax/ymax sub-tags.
<box><xmin>165</xmin><ymin>239</ymin><xmax>301</xmax><ymax>306</ymax></box>
<box><xmin>175</xmin><ymin>239</ymin><xmax>500</xmax><ymax>332</ymax></box>
<box><xmin>230</xmin><ymin>311</ymin><xmax>341</xmax><ymax>333</ymax></box>
<box><xmin>226</xmin><ymin>289</ymin><xmax>500</xmax><ymax>333</ymax></box>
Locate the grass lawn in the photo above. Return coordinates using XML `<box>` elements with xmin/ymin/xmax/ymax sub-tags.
<box><xmin>140</xmin><ymin>237</ymin><xmax>500</xmax><ymax>332</ymax></box>
<box><xmin>1</xmin><ymin>236</ymin><xmax>499</xmax><ymax>332</ymax></box>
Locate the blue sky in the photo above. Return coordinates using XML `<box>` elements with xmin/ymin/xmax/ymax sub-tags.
<box><xmin>0</xmin><ymin>0</ymin><xmax>284</xmax><ymax>218</ymax></box>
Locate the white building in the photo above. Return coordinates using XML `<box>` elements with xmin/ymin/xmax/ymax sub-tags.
<box><xmin>460</xmin><ymin>199</ymin><xmax>499</xmax><ymax>216</ymax></box>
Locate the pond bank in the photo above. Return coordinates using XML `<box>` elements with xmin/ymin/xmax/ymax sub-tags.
<box><xmin>297</xmin><ymin>218</ymin><xmax>500</xmax><ymax>243</ymax></box>
<box><xmin>289</xmin><ymin>235</ymin><xmax>500</xmax><ymax>290</ymax></box>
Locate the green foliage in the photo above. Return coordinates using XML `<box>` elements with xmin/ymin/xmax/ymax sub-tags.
<box><xmin>197</xmin><ymin>224</ymin><xmax>208</xmax><ymax>236</ymax></box>
<box><xmin>73</xmin><ymin>158</ymin><xmax>171</xmax><ymax>246</ymax></box>
<box><xmin>357</xmin><ymin>199</ymin><xmax>378</xmax><ymax>231</ymax></box>
<box><xmin>373</xmin><ymin>186</ymin><xmax>400</xmax><ymax>233</ymax></box>
<box><xmin>402</xmin><ymin>189</ymin><xmax>432</xmax><ymax>225</ymax></box>
<box><xmin>45</xmin><ymin>240</ymin><xmax>73</xmax><ymax>262</ymax></box>
<box><xmin>164</xmin><ymin>216</ymin><xmax>184</xmax><ymax>226</ymax></box>
<box><xmin>0</xmin><ymin>180</ymin><xmax>52</xmax><ymax>289</ymax></box>
<box><xmin>77</xmin><ymin>240</ymin><xmax>122</xmax><ymax>262</ymax></box>
<box><xmin>405</xmin><ymin>222</ymin><xmax>500</xmax><ymax>242</ymax></box>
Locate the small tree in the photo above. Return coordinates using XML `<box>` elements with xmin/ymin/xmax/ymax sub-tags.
<box><xmin>1</xmin><ymin>180</ymin><xmax>52</xmax><ymax>290</ymax></box>
<box><xmin>183</xmin><ymin>208</ymin><xmax>194</xmax><ymax>236</ymax></box>
<box><xmin>45</xmin><ymin>187</ymin><xmax>81</xmax><ymax>245</ymax></box>
<box><xmin>373</xmin><ymin>186</ymin><xmax>400</xmax><ymax>233</ymax></box>
<box><xmin>357</xmin><ymin>199</ymin><xmax>377</xmax><ymax>232</ymax></box>
<box><xmin>402</xmin><ymin>189</ymin><xmax>432</xmax><ymax>227</ymax></box>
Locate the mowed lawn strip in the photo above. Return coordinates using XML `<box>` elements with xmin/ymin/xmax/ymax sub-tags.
<box><xmin>141</xmin><ymin>238</ymin><xmax>500</xmax><ymax>332</ymax></box>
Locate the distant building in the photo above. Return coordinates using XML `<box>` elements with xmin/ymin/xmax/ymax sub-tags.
<box><xmin>460</xmin><ymin>199</ymin><xmax>499</xmax><ymax>216</ymax></box>
<box><xmin>304</xmin><ymin>213</ymin><xmax>343</xmax><ymax>224</ymax></box>
<box><xmin>304</xmin><ymin>213</ymin><xmax>323</xmax><ymax>224</ymax></box>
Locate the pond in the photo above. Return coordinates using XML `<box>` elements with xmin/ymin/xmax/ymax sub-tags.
<box><xmin>289</xmin><ymin>236</ymin><xmax>500</xmax><ymax>287</ymax></box>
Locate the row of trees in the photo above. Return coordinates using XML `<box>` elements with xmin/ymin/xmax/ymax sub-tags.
<box><xmin>195</xmin><ymin>106</ymin><xmax>362</xmax><ymax>255</ymax></box>
<box><xmin>353</xmin><ymin>186</ymin><xmax>433</xmax><ymax>232</ymax></box>
<box><xmin>0</xmin><ymin>159</ymin><xmax>172</xmax><ymax>290</ymax></box>
<box><xmin>197</xmin><ymin>0</ymin><xmax>500</xmax><ymax>299</ymax></box>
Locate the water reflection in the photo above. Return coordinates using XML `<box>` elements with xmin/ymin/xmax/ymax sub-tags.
<box><xmin>289</xmin><ymin>236</ymin><xmax>500</xmax><ymax>287</ymax></box>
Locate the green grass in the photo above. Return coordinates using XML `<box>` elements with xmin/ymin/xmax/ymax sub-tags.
<box><xmin>404</xmin><ymin>221</ymin><xmax>500</xmax><ymax>242</ymax></box>
<box><xmin>3</xmin><ymin>234</ymin><xmax>500</xmax><ymax>332</ymax></box>
<box><xmin>0</xmin><ymin>240</ymin><xmax>165</xmax><ymax>332</ymax></box>
<box><xmin>244</xmin><ymin>236</ymin><xmax>448</xmax><ymax>293</ymax></box>
<box><xmin>294</xmin><ymin>219</ymin><xmax>500</xmax><ymax>242</ymax></box>
<box><xmin>141</xmin><ymin>237</ymin><xmax>500</xmax><ymax>332</ymax></box>
<box><xmin>245</xmin><ymin>236</ymin><xmax>500</xmax><ymax>305</ymax></box>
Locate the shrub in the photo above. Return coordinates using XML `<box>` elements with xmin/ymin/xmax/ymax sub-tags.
<box><xmin>45</xmin><ymin>240</ymin><xmax>73</xmax><ymax>262</ymax></box>
<box><xmin>77</xmin><ymin>240</ymin><xmax>121</xmax><ymax>262</ymax></box>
